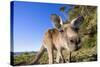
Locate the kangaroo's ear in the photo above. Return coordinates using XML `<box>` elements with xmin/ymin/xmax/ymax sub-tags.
<box><xmin>71</xmin><ymin>16</ymin><xmax>84</xmax><ymax>29</ymax></box>
<box><xmin>50</xmin><ymin>14</ymin><xmax>63</xmax><ymax>29</ymax></box>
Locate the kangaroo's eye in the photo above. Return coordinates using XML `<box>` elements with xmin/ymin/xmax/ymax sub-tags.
<box><xmin>70</xmin><ymin>39</ymin><xmax>74</xmax><ymax>43</ymax></box>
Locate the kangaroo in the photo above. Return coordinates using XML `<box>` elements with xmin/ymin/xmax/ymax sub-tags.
<box><xmin>30</xmin><ymin>15</ymin><xmax>84</xmax><ymax>64</ymax></box>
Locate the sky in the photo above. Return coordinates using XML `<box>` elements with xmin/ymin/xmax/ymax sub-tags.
<box><xmin>11</xmin><ymin>1</ymin><xmax>72</xmax><ymax>52</ymax></box>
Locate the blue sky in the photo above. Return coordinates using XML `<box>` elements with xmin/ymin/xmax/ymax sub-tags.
<box><xmin>12</xmin><ymin>1</ymin><xmax>72</xmax><ymax>52</ymax></box>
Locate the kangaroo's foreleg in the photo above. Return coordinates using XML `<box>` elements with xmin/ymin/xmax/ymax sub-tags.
<box><xmin>56</xmin><ymin>49</ymin><xmax>65</xmax><ymax>63</ymax></box>
<box><xmin>69</xmin><ymin>51</ymin><xmax>72</xmax><ymax>62</ymax></box>
<box><xmin>56</xmin><ymin>50</ymin><xmax>60</xmax><ymax>63</ymax></box>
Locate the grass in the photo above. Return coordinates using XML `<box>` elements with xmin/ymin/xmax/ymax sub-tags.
<box><xmin>13</xmin><ymin>45</ymin><xmax>97</xmax><ymax>66</ymax></box>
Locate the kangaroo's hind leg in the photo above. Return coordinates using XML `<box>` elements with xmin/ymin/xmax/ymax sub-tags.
<box><xmin>47</xmin><ymin>47</ymin><xmax>54</xmax><ymax>64</ymax></box>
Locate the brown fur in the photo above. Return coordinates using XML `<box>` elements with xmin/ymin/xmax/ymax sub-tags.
<box><xmin>30</xmin><ymin>24</ymin><xmax>81</xmax><ymax>64</ymax></box>
<box><xmin>31</xmin><ymin>16</ymin><xmax>84</xmax><ymax>64</ymax></box>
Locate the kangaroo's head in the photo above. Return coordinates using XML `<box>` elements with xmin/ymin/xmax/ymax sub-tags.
<box><xmin>51</xmin><ymin>14</ymin><xmax>84</xmax><ymax>52</ymax></box>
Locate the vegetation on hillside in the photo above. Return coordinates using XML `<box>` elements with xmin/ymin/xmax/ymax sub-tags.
<box><xmin>12</xmin><ymin>5</ymin><xmax>97</xmax><ymax>66</ymax></box>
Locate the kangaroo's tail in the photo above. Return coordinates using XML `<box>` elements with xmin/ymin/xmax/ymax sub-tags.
<box><xmin>30</xmin><ymin>45</ymin><xmax>45</xmax><ymax>64</ymax></box>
